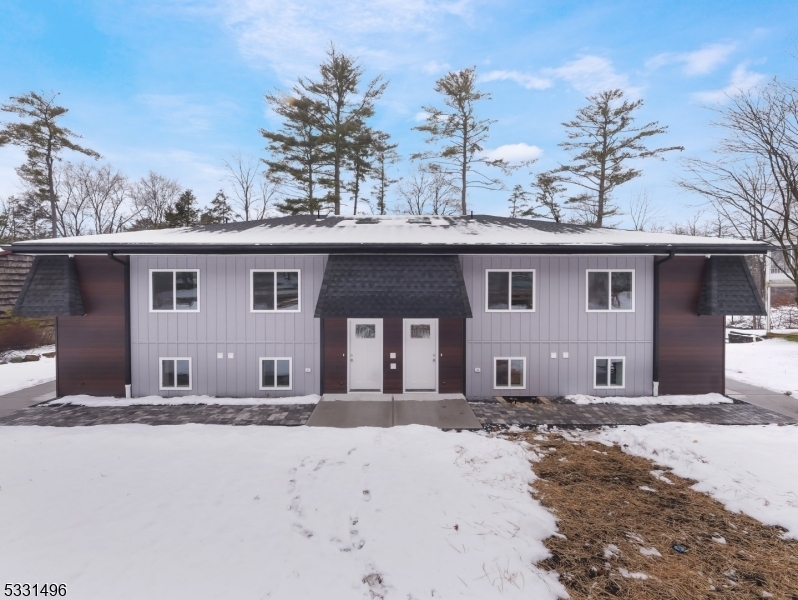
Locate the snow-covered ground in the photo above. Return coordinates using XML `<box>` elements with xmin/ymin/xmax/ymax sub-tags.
<box><xmin>726</xmin><ymin>338</ymin><xmax>798</xmax><ymax>396</ymax></box>
<box><xmin>0</xmin><ymin>345</ymin><xmax>56</xmax><ymax>395</ymax></box>
<box><xmin>567</xmin><ymin>393</ymin><xmax>731</xmax><ymax>406</ymax></box>
<box><xmin>0</xmin><ymin>425</ymin><xmax>566</xmax><ymax>600</ymax></box>
<box><xmin>48</xmin><ymin>394</ymin><xmax>321</xmax><ymax>407</ymax></box>
<box><xmin>590</xmin><ymin>423</ymin><xmax>798</xmax><ymax>538</ymax></box>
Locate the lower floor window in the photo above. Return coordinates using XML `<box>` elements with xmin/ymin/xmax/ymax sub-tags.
<box><xmin>594</xmin><ymin>357</ymin><xmax>625</xmax><ymax>388</ymax></box>
<box><xmin>260</xmin><ymin>357</ymin><xmax>292</xmax><ymax>390</ymax></box>
<box><xmin>494</xmin><ymin>357</ymin><xmax>525</xmax><ymax>389</ymax></box>
<box><xmin>160</xmin><ymin>358</ymin><xmax>191</xmax><ymax>390</ymax></box>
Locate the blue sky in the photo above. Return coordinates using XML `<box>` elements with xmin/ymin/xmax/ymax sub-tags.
<box><xmin>1</xmin><ymin>0</ymin><xmax>796</xmax><ymax>227</ymax></box>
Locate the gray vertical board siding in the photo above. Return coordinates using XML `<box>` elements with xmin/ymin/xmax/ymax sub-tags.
<box><xmin>462</xmin><ymin>255</ymin><xmax>654</xmax><ymax>398</ymax></box>
<box><xmin>130</xmin><ymin>255</ymin><xmax>326</xmax><ymax>398</ymax></box>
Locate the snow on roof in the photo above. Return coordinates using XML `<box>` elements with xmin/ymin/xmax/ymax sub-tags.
<box><xmin>12</xmin><ymin>214</ymin><xmax>768</xmax><ymax>252</ymax></box>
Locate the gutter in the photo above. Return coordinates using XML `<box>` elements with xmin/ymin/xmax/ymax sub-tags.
<box><xmin>652</xmin><ymin>250</ymin><xmax>675</xmax><ymax>397</ymax></box>
<box><xmin>108</xmin><ymin>253</ymin><xmax>132</xmax><ymax>399</ymax></box>
<box><xmin>10</xmin><ymin>242</ymin><xmax>771</xmax><ymax>256</ymax></box>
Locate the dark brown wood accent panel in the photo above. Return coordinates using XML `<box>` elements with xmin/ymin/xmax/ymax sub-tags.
<box><xmin>322</xmin><ymin>318</ymin><xmax>347</xmax><ymax>393</ymax></box>
<box><xmin>383</xmin><ymin>318</ymin><xmax>403</xmax><ymax>394</ymax></box>
<box><xmin>56</xmin><ymin>256</ymin><xmax>126</xmax><ymax>397</ymax></box>
<box><xmin>658</xmin><ymin>257</ymin><xmax>724</xmax><ymax>395</ymax></box>
<box><xmin>439</xmin><ymin>318</ymin><xmax>465</xmax><ymax>393</ymax></box>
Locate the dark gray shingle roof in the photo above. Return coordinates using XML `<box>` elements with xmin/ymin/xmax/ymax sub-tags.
<box><xmin>698</xmin><ymin>256</ymin><xmax>766</xmax><ymax>316</ymax></box>
<box><xmin>13</xmin><ymin>256</ymin><xmax>85</xmax><ymax>317</ymax></box>
<box><xmin>314</xmin><ymin>255</ymin><xmax>472</xmax><ymax>318</ymax></box>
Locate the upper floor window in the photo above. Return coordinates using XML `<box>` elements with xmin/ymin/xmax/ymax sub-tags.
<box><xmin>486</xmin><ymin>269</ymin><xmax>535</xmax><ymax>311</ymax></box>
<box><xmin>151</xmin><ymin>270</ymin><xmax>199</xmax><ymax>311</ymax></box>
<box><xmin>586</xmin><ymin>270</ymin><xmax>634</xmax><ymax>312</ymax></box>
<box><xmin>251</xmin><ymin>270</ymin><xmax>300</xmax><ymax>312</ymax></box>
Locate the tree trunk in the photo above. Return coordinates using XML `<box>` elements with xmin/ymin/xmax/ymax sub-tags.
<box><xmin>47</xmin><ymin>150</ymin><xmax>57</xmax><ymax>238</ymax></box>
<box><xmin>461</xmin><ymin>123</ymin><xmax>468</xmax><ymax>215</ymax></box>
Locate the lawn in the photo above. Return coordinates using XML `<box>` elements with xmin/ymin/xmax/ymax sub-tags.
<box><xmin>0</xmin><ymin>425</ymin><xmax>564</xmax><ymax>600</ymax></box>
<box><xmin>726</xmin><ymin>337</ymin><xmax>798</xmax><ymax>396</ymax></box>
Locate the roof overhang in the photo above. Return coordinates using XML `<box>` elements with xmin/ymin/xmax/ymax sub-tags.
<box><xmin>698</xmin><ymin>256</ymin><xmax>767</xmax><ymax>316</ymax></box>
<box><xmin>9</xmin><ymin>242</ymin><xmax>771</xmax><ymax>256</ymax></box>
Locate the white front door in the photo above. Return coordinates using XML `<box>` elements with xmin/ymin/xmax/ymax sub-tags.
<box><xmin>348</xmin><ymin>319</ymin><xmax>383</xmax><ymax>392</ymax></box>
<box><xmin>403</xmin><ymin>318</ymin><xmax>438</xmax><ymax>392</ymax></box>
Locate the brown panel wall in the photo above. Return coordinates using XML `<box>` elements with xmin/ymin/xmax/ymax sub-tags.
<box><xmin>322</xmin><ymin>318</ymin><xmax>347</xmax><ymax>393</ymax></box>
<box><xmin>439</xmin><ymin>318</ymin><xmax>465</xmax><ymax>393</ymax></box>
<box><xmin>56</xmin><ymin>256</ymin><xmax>126</xmax><ymax>397</ymax></box>
<box><xmin>383</xmin><ymin>318</ymin><xmax>403</xmax><ymax>394</ymax></box>
<box><xmin>658</xmin><ymin>257</ymin><xmax>724</xmax><ymax>395</ymax></box>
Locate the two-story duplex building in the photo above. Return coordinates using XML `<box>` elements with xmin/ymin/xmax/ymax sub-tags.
<box><xmin>10</xmin><ymin>215</ymin><xmax>767</xmax><ymax>399</ymax></box>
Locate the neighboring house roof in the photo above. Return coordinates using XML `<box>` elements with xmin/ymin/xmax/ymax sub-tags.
<box><xmin>698</xmin><ymin>256</ymin><xmax>767</xmax><ymax>316</ymax></box>
<box><xmin>0</xmin><ymin>251</ymin><xmax>34</xmax><ymax>315</ymax></box>
<box><xmin>314</xmin><ymin>255</ymin><xmax>473</xmax><ymax>318</ymax></box>
<box><xmin>13</xmin><ymin>256</ymin><xmax>85</xmax><ymax>317</ymax></box>
<box><xmin>10</xmin><ymin>215</ymin><xmax>770</xmax><ymax>255</ymax></box>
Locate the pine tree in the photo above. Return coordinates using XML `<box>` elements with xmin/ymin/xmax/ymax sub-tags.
<box><xmin>301</xmin><ymin>44</ymin><xmax>387</xmax><ymax>214</ymax></box>
<box><xmin>200</xmin><ymin>190</ymin><xmax>235</xmax><ymax>224</ymax></box>
<box><xmin>507</xmin><ymin>184</ymin><xmax>531</xmax><ymax>218</ymax></box>
<box><xmin>369</xmin><ymin>132</ymin><xmax>399</xmax><ymax>215</ymax></box>
<box><xmin>413</xmin><ymin>67</ymin><xmax>509</xmax><ymax>215</ymax></box>
<box><xmin>556</xmin><ymin>89</ymin><xmax>682</xmax><ymax>227</ymax></box>
<box><xmin>0</xmin><ymin>91</ymin><xmax>100</xmax><ymax>237</ymax></box>
<box><xmin>262</xmin><ymin>94</ymin><xmax>329</xmax><ymax>215</ymax></box>
<box><xmin>164</xmin><ymin>190</ymin><xmax>200</xmax><ymax>228</ymax></box>
<box><xmin>525</xmin><ymin>172</ymin><xmax>565</xmax><ymax>222</ymax></box>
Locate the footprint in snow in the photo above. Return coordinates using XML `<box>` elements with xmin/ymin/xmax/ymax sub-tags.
<box><xmin>362</xmin><ymin>490</ymin><xmax>371</xmax><ymax>502</ymax></box>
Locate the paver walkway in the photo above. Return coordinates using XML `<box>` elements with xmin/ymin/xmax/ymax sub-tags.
<box><xmin>470</xmin><ymin>401</ymin><xmax>794</xmax><ymax>428</ymax></box>
<box><xmin>0</xmin><ymin>404</ymin><xmax>314</xmax><ymax>427</ymax></box>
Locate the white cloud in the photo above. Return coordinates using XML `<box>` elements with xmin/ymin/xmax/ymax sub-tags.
<box><xmin>480</xmin><ymin>56</ymin><xmax>636</xmax><ymax>96</ymax></box>
<box><xmin>209</xmin><ymin>0</ymin><xmax>474</xmax><ymax>77</ymax></box>
<box><xmin>422</xmin><ymin>60</ymin><xmax>451</xmax><ymax>75</ymax></box>
<box><xmin>646</xmin><ymin>42</ymin><xmax>736</xmax><ymax>75</ymax></box>
<box><xmin>481</xmin><ymin>143</ymin><xmax>542</xmax><ymax>163</ymax></box>
<box><xmin>414</xmin><ymin>111</ymin><xmax>430</xmax><ymax>122</ymax></box>
<box><xmin>692</xmin><ymin>63</ymin><xmax>766</xmax><ymax>103</ymax></box>
<box><xmin>544</xmin><ymin>56</ymin><xmax>638</xmax><ymax>96</ymax></box>
<box><xmin>480</xmin><ymin>70</ymin><xmax>552</xmax><ymax>90</ymax></box>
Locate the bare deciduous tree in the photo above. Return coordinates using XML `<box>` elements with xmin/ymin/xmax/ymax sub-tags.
<box><xmin>224</xmin><ymin>152</ymin><xmax>276</xmax><ymax>221</ymax></box>
<box><xmin>397</xmin><ymin>164</ymin><xmax>459</xmax><ymax>215</ymax></box>
<box><xmin>129</xmin><ymin>171</ymin><xmax>182</xmax><ymax>230</ymax></box>
<box><xmin>629</xmin><ymin>189</ymin><xmax>663</xmax><ymax>232</ymax></box>
<box><xmin>677</xmin><ymin>79</ymin><xmax>798</xmax><ymax>304</ymax></box>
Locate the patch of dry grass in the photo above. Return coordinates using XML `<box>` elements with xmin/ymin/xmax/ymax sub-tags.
<box><xmin>514</xmin><ymin>432</ymin><xmax>798</xmax><ymax>599</ymax></box>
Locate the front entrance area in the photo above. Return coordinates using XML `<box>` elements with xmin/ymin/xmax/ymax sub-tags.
<box><xmin>348</xmin><ymin>318</ymin><xmax>383</xmax><ymax>392</ymax></box>
<box><xmin>403</xmin><ymin>318</ymin><xmax>438</xmax><ymax>392</ymax></box>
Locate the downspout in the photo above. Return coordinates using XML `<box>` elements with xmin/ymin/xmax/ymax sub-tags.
<box><xmin>652</xmin><ymin>250</ymin><xmax>675</xmax><ymax>397</ymax></box>
<box><xmin>108</xmin><ymin>253</ymin><xmax>132</xmax><ymax>399</ymax></box>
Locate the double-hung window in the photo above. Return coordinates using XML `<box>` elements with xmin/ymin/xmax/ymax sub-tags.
<box><xmin>260</xmin><ymin>357</ymin><xmax>292</xmax><ymax>390</ymax></box>
<box><xmin>594</xmin><ymin>357</ymin><xmax>625</xmax><ymax>389</ymax></box>
<box><xmin>486</xmin><ymin>270</ymin><xmax>535</xmax><ymax>311</ymax></box>
<box><xmin>494</xmin><ymin>357</ymin><xmax>526</xmax><ymax>389</ymax></box>
<box><xmin>151</xmin><ymin>270</ymin><xmax>199</xmax><ymax>311</ymax></box>
<box><xmin>586</xmin><ymin>270</ymin><xmax>634</xmax><ymax>311</ymax></box>
<box><xmin>160</xmin><ymin>358</ymin><xmax>192</xmax><ymax>390</ymax></box>
<box><xmin>251</xmin><ymin>270</ymin><xmax>300</xmax><ymax>312</ymax></box>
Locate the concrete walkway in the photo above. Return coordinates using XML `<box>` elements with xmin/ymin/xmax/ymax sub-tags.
<box><xmin>726</xmin><ymin>377</ymin><xmax>798</xmax><ymax>420</ymax></box>
<box><xmin>306</xmin><ymin>397</ymin><xmax>482</xmax><ymax>429</ymax></box>
<box><xmin>0</xmin><ymin>381</ymin><xmax>56</xmax><ymax>419</ymax></box>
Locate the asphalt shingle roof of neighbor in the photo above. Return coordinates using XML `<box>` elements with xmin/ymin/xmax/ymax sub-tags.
<box><xmin>314</xmin><ymin>255</ymin><xmax>473</xmax><ymax>318</ymax></box>
<box><xmin>9</xmin><ymin>215</ymin><xmax>770</xmax><ymax>254</ymax></box>
<box><xmin>14</xmin><ymin>255</ymin><xmax>85</xmax><ymax>317</ymax></box>
<box><xmin>698</xmin><ymin>255</ymin><xmax>767</xmax><ymax>316</ymax></box>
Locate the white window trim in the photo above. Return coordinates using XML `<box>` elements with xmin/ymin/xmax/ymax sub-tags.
<box><xmin>250</xmin><ymin>269</ymin><xmax>302</xmax><ymax>313</ymax></box>
<box><xmin>493</xmin><ymin>356</ymin><xmax>527</xmax><ymax>390</ymax></box>
<box><xmin>259</xmin><ymin>357</ymin><xmax>293</xmax><ymax>391</ymax></box>
<box><xmin>149</xmin><ymin>269</ymin><xmax>201</xmax><ymax>313</ymax></box>
<box><xmin>593</xmin><ymin>356</ymin><xmax>626</xmax><ymax>389</ymax></box>
<box><xmin>485</xmin><ymin>269</ymin><xmax>536</xmax><ymax>313</ymax></box>
<box><xmin>585</xmin><ymin>269</ymin><xmax>635</xmax><ymax>313</ymax></box>
<box><xmin>159</xmin><ymin>357</ymin><xmax>192</xmax><ymax>391</ymax></box>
